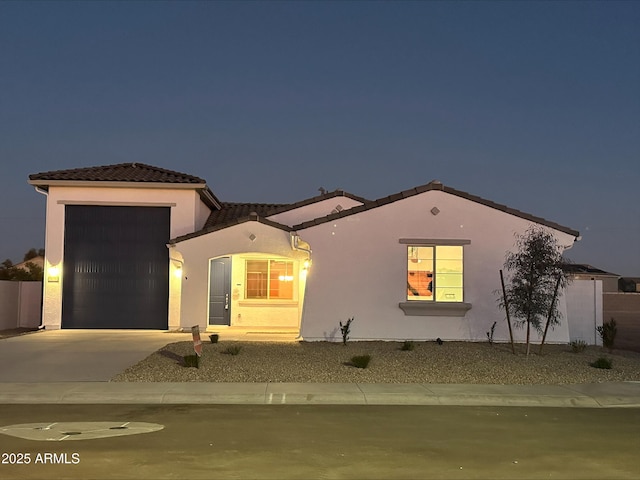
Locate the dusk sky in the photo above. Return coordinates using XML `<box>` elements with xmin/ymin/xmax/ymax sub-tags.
<box><xmin>1</xmin><ymin>1</ymin><xmax>638</xmax><ymax>275</ymax></box>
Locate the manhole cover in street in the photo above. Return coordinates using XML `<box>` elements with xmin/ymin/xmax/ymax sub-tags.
<box><xmin>0</xmin><ymin>422</ymin><xmax>164</xmax><ymax>441</ymax></box>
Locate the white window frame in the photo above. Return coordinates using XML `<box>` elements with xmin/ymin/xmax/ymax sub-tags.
<box><xmin>245</xmin><ymin>259</ymin><xmax>295</xmax><ymax>301</ymax></box>
<box><xmin>398</xmin><ymin>239</ymin><xmax>472</xmax><ymax>317</ymax></box>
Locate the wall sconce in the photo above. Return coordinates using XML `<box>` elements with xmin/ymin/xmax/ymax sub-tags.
<box><xmin>173</xmin><ymin>266</ymin><xmax>183</xmax><ymax>279</ymax></box>
<box><xmin>47</xmin><ymin>265</ymin><xmax>60</xmax><ymax>283</ymax></box>
<box><xmin>171</xmin><ymin>258</ymin><xmax>184</xmax><ymax>279</ymax></box>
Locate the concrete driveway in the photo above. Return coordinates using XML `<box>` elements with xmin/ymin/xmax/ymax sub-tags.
<box><xmin>0</xmin><ymin>330</ymin><xmax>190</xmax><ymax>382</ymax></box>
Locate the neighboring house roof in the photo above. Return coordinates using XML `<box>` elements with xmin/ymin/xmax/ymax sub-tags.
<box><xmin>13</xmin><ymin>256</ymin><xmax>44</xmax><ymax>270</ymax></box>
<box><xmin>563</xmin><ymin>263</ymin><xmax>619</xmax><ymax>277</ymax></box>
<box><xmin>28</xmin><ymin>163</ymin><xmax>221</xmax><ymax>209</ymax></box>
<box><xmin>290</xmin><ymin>180</ymin><xmax>580</xmax><ymax>238</ymax></box>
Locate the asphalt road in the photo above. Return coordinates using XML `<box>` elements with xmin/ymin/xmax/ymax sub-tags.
<box><xmin>0</xmin><ymin>404</ymin><xmax>638</xmax><ymax>480</ymax></box>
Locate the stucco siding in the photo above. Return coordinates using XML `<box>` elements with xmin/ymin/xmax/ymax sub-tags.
<box><xmin>195</xmin><ymin>196</ymin><xmax>212</xmax><ymax>231</ymax></box>
<box><xmin>299</xmin><ymin>190</ymin><xmax>575</xmax><ymax>342</ymax></box>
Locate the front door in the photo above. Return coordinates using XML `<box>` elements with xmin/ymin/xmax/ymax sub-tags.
<box><xmin>209</xmin><ymin>257</ymin><xmax>231</xmax><ymax>326</ymax></box>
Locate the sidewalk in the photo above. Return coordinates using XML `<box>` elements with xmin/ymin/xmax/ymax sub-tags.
<box><xmin>1</xmin><ymin>381</ymin><xmax>639</xmax><ymax>407</ymax></box>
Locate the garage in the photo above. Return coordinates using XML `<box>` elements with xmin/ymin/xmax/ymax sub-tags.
<box><xmin>62</xmin><ymin>205</ymin><xmax>170</xmax><ymax>329</ymax></box>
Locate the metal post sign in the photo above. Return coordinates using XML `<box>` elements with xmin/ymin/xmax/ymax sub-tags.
<box><xmin>191</xmin><ymin>325</ymin><xmax>202</xmax><ymax>357</ymax></box>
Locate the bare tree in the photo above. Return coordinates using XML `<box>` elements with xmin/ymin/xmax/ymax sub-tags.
<box><xmin>499</xmin><ymin>227</ymin><xmax>570</xmax><ymax>356</ymax></box>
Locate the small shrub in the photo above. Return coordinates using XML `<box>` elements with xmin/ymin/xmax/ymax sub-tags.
<box><xmin>209</xmin><ymin>334</ymin><xmax>219</xmax><ymax>344</ymax></box>
<box><xmin>570</xmin><ymin>339</ymin><xmax>587</xmax><ymax>353</ymax></box>
<box><xmin>590</xmin><ymin>357</ymin><xmax>612</xmax><ymax>369</ymax></box>
<box><xmin>340</xmin><ymin>317</ymin><xmax>354</xmax><ymax>345</ymax></box>
<box><xmin>222</xmin><ymin>345</ymin><xmax>242</xmax><ymax>356</ymax></box>
<box><xmin>183</xmin><ymin>354</ymin><xmax>199</xmax><ymax>368</ymax></box>
<box><xmin>486</xmin><ymin>321</ymin><xmax>497</xmax><ymax>345</ymax></box>
<box><xmin>350</xmin><ymin>354</ymin><xmax>371</xmax><ymax>369</ymax></box>
<box><xmin>400</xmin><ymin>340</ymin><xmax>415</xmax><ymax>351</ymax></box>
<box><xmin>597</xmin><ymin>318</ymin><xmax>617</xmax><ymax>351</ymax></box>
<box><xmin>436</xmin><ymin>337</ymin><xmax>444</xmax><ymax>345</ymax></box>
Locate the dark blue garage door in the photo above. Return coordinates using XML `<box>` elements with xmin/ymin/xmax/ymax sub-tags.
<box><xmin>62</xmin><ymin>205</ymin><xmax>170</xmax><ymax>329</ymax></box>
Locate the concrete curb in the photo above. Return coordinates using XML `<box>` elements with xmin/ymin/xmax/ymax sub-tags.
<box><xmin>0</xmin><ymin>382</ymin><xmax>639</xmax><ymax>407</ymax></box>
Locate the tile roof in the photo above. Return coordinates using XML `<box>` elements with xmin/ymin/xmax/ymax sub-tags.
<box><xmin>290</xmin><ymin>180</ymin><xmax>580</xmax><ymax>238</ymax></box>
<box><xmin>203</xmin><ymin>202</ymin><xmax>288</xmax><ymax>229</ymax></box>
<box><xmin>563</xmin><ymin>263</ymin><xmax>619</xmax><ymax>276</ymax></box>
<box><xmin>174</xmin><ymin>180</ymin><xmax>579</xmax><ymax>242</ymax></box>
<box><xmin>201</xmin><ymin>190</ymin><xmax>368</xmax><ymax>230</ymax></box>
<box><xmin>29</xmin><ymin>163</ymin><xmax>206</xmax><ymax>184</ymax></box>
<box><xmin>176</xmin><ymin>190</ymin><xmax>368</xmax><ymax>243</ymax></box>
<box><xmin>265</xmin><ymin>190</ymin><xmax>369</xmax><ymax>217</ymax></box>
<box><xmin>36</xmin><ymin>164</ymin><xmax>579</xmax><ymax>242</ymax></box>
<box><xmin>171</xmin><ymin>212</ymin><xmax>292</xmax><ymax>244</ymax></box>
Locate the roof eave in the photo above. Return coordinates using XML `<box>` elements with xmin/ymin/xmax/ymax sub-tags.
<box><xmin>28</xmin><ymin>179</ymin><xmax>208</xmax><ymax>190</ymax></box>
<box><xmin>289</xmin><ymin>181</ymin><xmax>580</xmax><ymax>238</ymax></box>
<box><xmin>265</xmin><ymin>189</ymin><xmax>369</xmax><ymax>217</ymax></box>
<box><xmin>170</xmin><ymin>215</ymin><xmax>292</xmax><ymax>244</ymax></box>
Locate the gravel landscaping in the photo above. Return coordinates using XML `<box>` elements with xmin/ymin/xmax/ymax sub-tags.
<box><xmin>111</xmin><ymin>340</ymin><xmax>640</xmax><ymax>385</ymax></box>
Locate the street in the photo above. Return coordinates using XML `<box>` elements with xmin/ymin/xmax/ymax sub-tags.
<box><xmin>0</xmin><ymin>404</ymin><xmax>638</xmax><ymax>480</ymax></box>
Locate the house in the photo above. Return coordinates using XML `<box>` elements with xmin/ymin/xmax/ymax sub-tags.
<box><xmin>563</xmin><ymin>263</ymin><xmax>620</xmax><ymax>293</ymax></box>
<box><xmin>29</xmin><ymin>163</ymin><xmax>582</xmax><ymax>343</ymax></box>
<box><xmin>619</xmin><ymin>277</ymin><xmax>640</xmax><ymax>293</ymax></box>
<box><xmin>13</xmin><ymin>256</ymin><xmax>45</xmax><ymax>272</ymax></box>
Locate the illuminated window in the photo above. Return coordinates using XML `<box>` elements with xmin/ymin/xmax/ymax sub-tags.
<box><xmin>407</xmin><ymin>246</ymin><xmax>463</xmax><ymax>302</ymax></box>
<box><xmin>246</xmin><ymin>260</ymin><xmax>294</xmax><ymax>300</ymax></box>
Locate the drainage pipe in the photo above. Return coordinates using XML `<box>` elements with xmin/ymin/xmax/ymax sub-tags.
<box><xmin>33</xmin><ymin>186</ymin><xmax>48</xmax><ymax>330</ymax></box>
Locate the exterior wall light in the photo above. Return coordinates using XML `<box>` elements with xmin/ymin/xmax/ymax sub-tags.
<box><xmin>47</xmin><ymin>265</ymin><xmax>60</xmax><ymax>283</ymax></box>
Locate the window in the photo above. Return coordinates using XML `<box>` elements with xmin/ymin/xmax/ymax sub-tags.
<box><xmin>407</xmin><ymin>245</ymin><xmax>463</xmax><ymax>302</ymax></box>
<box><xmin>245</xmin><ymin>259</ymin><xmax>294</xmax><ymax>300</ymax></box>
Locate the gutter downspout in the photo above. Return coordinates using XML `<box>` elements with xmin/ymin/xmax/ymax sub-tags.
<box><xmin>290</xmin><ymin>233</ymin><xmax>312</xmax><ymax>258</ymax></box>
<box><xmin>34</xmin><ymin>186</ymin><xmax>48</xmax><ymax>330</ymax></box>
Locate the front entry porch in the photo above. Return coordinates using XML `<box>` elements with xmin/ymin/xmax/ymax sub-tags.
<box><xmin>205</xmin><ymin>252</ymin><xmax>308</xmax><ymax>336</ymax></box>
<box><xmin>203</xmin><ymin>326</ymin><xmax>300</xmax><ymax>342</ymax></box>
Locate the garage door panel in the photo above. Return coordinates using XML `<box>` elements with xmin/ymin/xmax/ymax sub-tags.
<box><xmin>62</xmin><ymin>205</ymin><xmax>170</xmax><ymax>329</ymax></box>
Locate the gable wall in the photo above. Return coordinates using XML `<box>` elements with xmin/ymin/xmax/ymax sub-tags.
<box><xmin>40</xmin><ymin>185</ymin><xmax>205</xmax><ymax>329</ymax></box>
<box><xmin>267</xmin><ymin>197</ymin><xmax>364</xmax><ymax>226</ymax></box>
<box><xmin>298</xmin><ymin>190</ymin><xmax>577</xmax><ymax>342</ymax></box>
